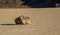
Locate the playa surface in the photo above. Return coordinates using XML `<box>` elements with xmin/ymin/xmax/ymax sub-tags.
<box><xmin>0</xmin><ymin>8</ymin><xmax>60</xmax><ymax>35</ymax></box>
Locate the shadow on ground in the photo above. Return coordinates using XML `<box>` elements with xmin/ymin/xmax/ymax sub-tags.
<box><xmin>1</xmin><ymin>24</ymin><xmax>24</xmax><ymax>25</ymax></box>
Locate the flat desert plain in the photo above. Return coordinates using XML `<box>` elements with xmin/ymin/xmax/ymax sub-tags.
<box><xmin>0</xmin><ymin>8</ymin><xmax>60</xmax><ymax>35</ymax></box>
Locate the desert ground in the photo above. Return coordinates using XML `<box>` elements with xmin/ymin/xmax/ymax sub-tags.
<box><xmin>0</xmin><ymin>8</ymin><xmax>60</xmax><ymax>35</ymax></box>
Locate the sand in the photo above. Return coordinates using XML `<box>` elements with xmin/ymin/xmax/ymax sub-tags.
<box><xmin>0</xmin><ymin>8</ymin><xmax>60</xmax><ymax>35</ymax></box>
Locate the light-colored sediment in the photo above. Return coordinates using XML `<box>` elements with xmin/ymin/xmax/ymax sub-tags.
<box><xmin>0</xmin><ymin>8</ymin><xmax>60</xmax><ymax>35</ymax></box>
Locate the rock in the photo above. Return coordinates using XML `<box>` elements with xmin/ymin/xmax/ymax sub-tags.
<box><xmin>15</xmin><ymin>15</ymin><xmax>32</xmax><ymax>25</ymax></box>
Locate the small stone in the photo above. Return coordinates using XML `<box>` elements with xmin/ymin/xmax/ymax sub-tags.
<box><xmin>15</xmin><ymin>15</ymin><xmax>32</xmax><ymax>25</ymax></box>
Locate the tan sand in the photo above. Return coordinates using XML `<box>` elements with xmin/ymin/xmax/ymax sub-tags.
<box><xmin>0</xmin><ymin>8</ymin><xmax>60</xmax><ymax>35</ymax></box>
